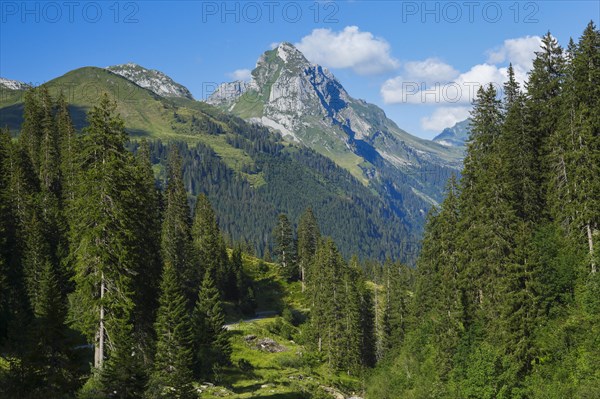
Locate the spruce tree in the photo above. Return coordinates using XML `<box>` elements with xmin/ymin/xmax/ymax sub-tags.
<box><xmin>19</xmin><ymin>88</ymin><xmax>43</xmax><ymax>175</ymax></box>
<box><xmin>297</xmin><ymin>207</ymin><xmax>320</xmax><ymax>292</ymax></box>
<box><xmin>146</xmin><ymin>262</ymin><xmax>195</xmax><ymax>399</ymax></box>
<box><xmin>340</xmin><ymin>262</ymin><xmax>364</xmax><ymax>375</ymax></box>
<box><xmin>192</xmin><ymin>271</ymin><xmax>231</xmax><ymax>380</ymax></box>
<box><xmin>192</xmin><ymin>193</ymin><xmax>228</xmax><ymax>295</ymax></box>
<box><xmin>308</xmin><ymin>238</ymin><xmax>349</xmax><ymax>370</ymax></box>
<box><xmin>131</xmin><ymin>140</ymin><xmax>163</xmax><ymax>362</ymax></box>
<box><xmin>56</xmin><ymin>92</ymin><xmax>77</xmax><ymax>204</ymax></box>
<box><xmin>27</xmin><ymin>260</ymin><xmax>76</xmax><ymax>397</ymax></box>
<box><xmin>21</xmin><ymin>211</ymin><xmax>53</xmax><ymax>315</ymax></box>
<box><xmin>567</xmin><ymin>22</ymin><xmax>600</xmax><ymax>274</ymax></box>
<box><xmin>383</xmin><ymin>261</ymin><xmax>413</xmax><ymax>354</ymax></box>
<box><xmin>0</xmin><ymin>128</ymin><xmax>13</xmax><ymax>335</ymax></box>
<box><xmin>0</xmin><ymin>130</ymin><xmax>36</xmax><ymax>397</ymax></box>
<box><xmin>161</xmin><ymin>147</ymin><xmax>196</xmax><ymax>306</ymax></box>
<box><xmin>67</xmin><ymin>94</ymin><xmax>144</xmax><ymax>394</ymax></box>
<box><xmin>272</xmin><ymin>213</ymin><xmax>296</xmax><ymax>280</ymax></box>
<box><xmin>527</xmin><ymin>32</ymin><xmax>565</xmax><ymax>219</ymax></box>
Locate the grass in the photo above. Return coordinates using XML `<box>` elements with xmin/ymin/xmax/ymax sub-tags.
<box><xmin>211</xmin><ymin>256</ymin><xmax>362</xmax><ymax>399</ymax></box>
<box><xmin>198</xmin><ymin>317</ymin><xmax>360</xmax><ymax>399</ymax></box>
<box><xmin>0</xmin><ymin>67</ymin><xmax>266</xmax><ymax>187</ymax></box>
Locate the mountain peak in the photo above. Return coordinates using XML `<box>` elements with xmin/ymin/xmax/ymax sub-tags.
<box><xmin>106</xmin><ymin>63</ymin><xmax>193</xmax><ymax>100</ymax></box>
<box><xmin>433</xmin><ymin>119</ymin><xmax>471</xmax><ymax>147</ymax></box>
<box><xmin>0</xmin><ymin>77</ymin><xmax>30</xmax><ymax>91</ymax></box>
<box><xmin>275</xmin><ymin>42</ymin><xmax>304</xmax><ymax>62</ymax></box>
<box><xmin>207</xmin><ymin>41</ymin><xmax>462</xmax><ymax>186</ymax></box>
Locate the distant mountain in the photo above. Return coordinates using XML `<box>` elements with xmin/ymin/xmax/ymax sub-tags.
<box><xmin>433</xmin><ymin>119</ymin><xmax>471</xmax><ymax>147</ymax></box>
<box><xmin>208</xmin><ymin>43</ymin><xmax>462</xmax><ymax>176</ymax></box>
<box><xmin>0</xmin><ymin>65</ymin><xmax>419</xmax><ymax>262</ymax></box>
<box><xmin>107</xmin><ymin>63</ymin><xmax>194</xmax><ymax>100</ymax></box>
<box><xmin>0</xmin><ymin>55</ymin><xmax>467</xmax><ymax>260</ymax></box>
<box><xmin>207</xmin><ymin>42</ymin><xmax>463</xmax><ymax>224</ymax></box>
<box><xmin>0</xmin><ymin>77</ymin><xmax>30</xmax><ymax>91</ymax></box>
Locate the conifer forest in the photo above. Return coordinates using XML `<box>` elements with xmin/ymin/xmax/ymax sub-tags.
<box><xmin>0</xmin><ymin>15</ymin><xmax>598</xmax><ymax>399</ymax></box>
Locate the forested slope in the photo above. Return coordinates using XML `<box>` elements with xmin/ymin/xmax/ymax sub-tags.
<box><xmin>368</xmin><ymin>22</ymin><xmax>600</xmax><ymax>399</ymax></box>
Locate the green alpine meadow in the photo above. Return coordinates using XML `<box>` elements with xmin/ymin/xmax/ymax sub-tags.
<box><xmin>0</xmin><ymin>3</ymin><xmax>598</xmax><ymax>398</ymax></box>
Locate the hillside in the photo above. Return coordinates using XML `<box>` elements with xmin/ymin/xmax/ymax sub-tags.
<box><xmin>0</xmin><ymin>68</ymin><xmax>417</xmax><ymax>261</ymax></box>
<box><xmin>207</xmin><ymin>43</ymin><xmax>463</xmax><ymax>203</ymax></box>
<box><xmin>205</xmin><ymin>254</ymin><xmax>364</xmax><ymax>399</ymax></box>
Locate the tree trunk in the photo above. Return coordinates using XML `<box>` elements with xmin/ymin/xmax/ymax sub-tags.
<box><xmin>587</xmin><ymin>222</ymin><xmax>596</xmax><ymax>274</ymax></box>
<box><xmin>94</xmin><ymin>273</ymin><xmax>105</xmax><ymax>368</ymax></box>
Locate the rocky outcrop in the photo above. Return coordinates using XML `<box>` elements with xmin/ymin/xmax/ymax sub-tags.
<box><xmin>107</xmin><ymin>63</ymin><xmax>193</xmax><ymax>99</ymax></box>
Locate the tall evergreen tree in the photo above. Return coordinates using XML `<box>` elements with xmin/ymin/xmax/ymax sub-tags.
<box><xmin>460</xmin><ymin>84</ymin><xmax>516</xmax><ymax>324</ymax></box>
<box><xmin>19</xmin><ymin>89</ymin><xmax>43</xmax><ymax>175</ymax></box>
<box><xmin>146</xmin><ymin>262</ymin><xmax>195</xmax><ymax>399</ymax></box>
<box><xmin>272</xmin><ymin>213</ymin><xmax>296</xmax><ymax>280</ymax></box>
<box><xmin>27</xmin><ymin>260</ymin><xmax>76</xmax><ymax>397</ymax></box>
<box><xmin>565</xmin><ymin>22</ymin><xmax>600</xmax><ymax>274</ymax></box>
<box><xmin>297</xmin><ymin>207</ymin><xmax>320</xmax><ymax>291</ymax></box>
<box><xmin>192</xmin><ymin>271</ymin><xmax>231</xmax><ymax>380</ymax></box>
<box><xmin>339</xmin><ymin>261</ymin><xmax>365</xmax><ymax>375</ymax></box>
<box><xmin>383</xmin><ymin>261</ymin><xmax>413</xmax><ymax>354</ymax></box>
<box><xmin>0</xmin><ymin>128</ymin><xmax>13</xmax><ymax>335</ymax></box>
<box><xmin>131</xmin><ymin>140</ymin><xmax>163</xmax><ymax>362</ymax></box>
<box><xmin>527</xmin><ymin>31</ymin><xmax>565</xmax><ymax>220</ymax></box>
<box><xmin>67</xmin><ymin>94</ymin><xmax>144</xmax><ymax>395</ymax></box>
<box><xmin>308</xmin><ymin>238</ymin><xmax>364</xmax><ymax>372</ymax></box>
<box><xmin>0</xmin><ymin>129</ymin><xmax>36</xmax><ymax>397</ymax></box>
<box><xmin>21</xmin><ymin>211</ymin><xmax>53</xmax><ymax>315</ymax></box>
<box><xmin>161</xmin><ymin>147</ymin><xmax>196</xmax><ymax>306</ymax></box>
<box><xmin>56</xmin><ymin>92</ymin><xmax>77</xmax><ymax>204</ymax></box>
<box><xmin>192</xmin><ymin>193</ymin><xmax>228</xmax><ymax>294</ymax></box>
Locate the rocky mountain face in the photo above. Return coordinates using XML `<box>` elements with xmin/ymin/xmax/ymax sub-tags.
<box><xmin>208</xmin><ymin>43</ymin><xmax>461</xmax><ymax>164</ymax></box>
<box><xmin>207</xmin><ymin>43</ymin><xmax>463</xmax><ymax>214</ymax></box>
<box><xmin>433</xmin><ymin>119</ymin><xmax>471</xmax><ymax>147</ymax></box>
<box><xmin>1</xmin><ymin>50</ymin><xmax>464</xmax><ymax>246</ymax></box>
<box><xmin>0</xmin><ymin>77</ymin><xmax>30</xmax><ymax>91</ymax></box>
<box><xmin>107</xmin><ymin>63</ymin><xmax>193</xmax><ymax>99</ymax></box>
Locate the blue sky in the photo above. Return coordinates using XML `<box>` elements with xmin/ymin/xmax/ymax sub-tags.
<box><xmin>1</xmin><ymin>0</ymin><xmax>598</xmax><ymax>139</ymax></box>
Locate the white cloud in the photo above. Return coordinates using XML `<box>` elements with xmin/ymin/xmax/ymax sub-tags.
<box><xmin>421</xmin><ymin>107</ymin><xmax>471</xmax><ymax>132</ymax></box>
<box><xmin>381</xmin><ymin>63</ymin><xmax>506</xmax><ymax>105</ymax></box>
<box><xmin>487</xmin><ymin>35</ymin><xmax>542</xmax><ymax>71</ymax></box>
<box><xmin>404</xmin><ymin>58</ymin><xmax>459</xmax><ymax>83</ymax></box>
<box><xmin>228</xmin><ymin>69</ymin><xmax>252</xmax><ymax>81</ymax></box>
<box><xmin>381</xmin><ymin>35</ymin><xmax>542</xmax><ymax>107</ymax></box>
<box><xmin>270</xmin><ymin>42</ymin><xmax>280</xmax><ymax>50</ymax></box>
<box><xmin>296</xmin><ymin>26</ymin><xmax>399</xmax><ymax>75</ymax></box>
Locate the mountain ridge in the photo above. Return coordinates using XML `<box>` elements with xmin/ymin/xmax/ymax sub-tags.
<box><xmin>107</xmin><ymin>62</ymin><xmax>194</xmax><ymax>100</ymax></box>
<box><xmin>433</xmin><ymin>118</ymin><xmax>471</xmax><ymax>147</ymax></box>
<box><xmin>0</xmin><ymin>65</ymin><xmax>421</xmax><ymax>262</ymax></box>
<box><xmin>0</xmin><ymin>53</ymin><xmax>464</xmax><ymax>257</ymax></box>
<box><xmin>206</xmin><ymin>42</ymin><xmax>462</xmax><ymax>214</ymax></box>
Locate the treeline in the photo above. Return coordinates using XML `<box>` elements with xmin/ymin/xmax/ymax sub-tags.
<box><xmin>267</xmin><ymin>208</ymin><xmax>414</xmax><ymax>376</ymax></box>
<box><xmin>0</xmin><ymin>90</ymin><xmax>255</xmax><ymax>398</ymax></box>
<box><xmin>127</xmin><ymin>137</ymin><xmax>418</xmax><ymax>263</ymax></box>
<box><xmin>0</xmin><ymin>83</ymin><xmax>412</xmax><ymax>398</ymax></box>
<box><xmin>368</xmin><ymin>22</ymin><xmax>599</xmax><ymax>398</ymax></box>
<box><xmin>168</xmin><ymin>99</ymin><xmax>426</xmax><ymax>263</ymax></box>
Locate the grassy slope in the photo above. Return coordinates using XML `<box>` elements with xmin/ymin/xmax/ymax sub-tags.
<box><xmin>207</xmin><ymin>255</ymin><xmax>361</xmax><ymax>399</ymax></box>
<box><xmin>0</xmin><ymin>68</ymin><xmax>257</xmax><ymax>177</ymax></box>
